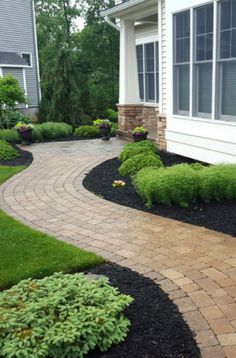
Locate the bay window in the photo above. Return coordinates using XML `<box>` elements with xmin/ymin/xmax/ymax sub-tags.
<box><xmin>173</xmin><ymin>0</ymin><xmax>236</xmax><ymax>121</ymax></box>
<box><xmin>136</xmin><ymin>41</ymin><xmax>159</xmax><ymax>103</ymax></box>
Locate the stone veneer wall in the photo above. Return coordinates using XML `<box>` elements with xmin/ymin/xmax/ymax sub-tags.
<box><xmin>117</xmin><ymin>104</ymin><xmax>167</xmax><ymax>150</ymax></box>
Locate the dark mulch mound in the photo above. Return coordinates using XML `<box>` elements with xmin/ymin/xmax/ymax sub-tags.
<box><xmin>86</xmin><ymin>263</ymin><xmax>200</xmax><ymax>358</ymax></box>
<box><xmin>0</xmin><ymin>145</ymin><xmax>33</xmax><ymax>166</ymax></box>
<box><xmin>83</xmin><ymin>152</ymin><xmax>236</xmax><ymax>237</ymax></box>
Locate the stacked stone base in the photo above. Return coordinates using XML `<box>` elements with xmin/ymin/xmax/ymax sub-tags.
<box><xmin>117</xmin><ymin>104</ymin><xmax>167</xmax><ymax>150</ymax></box>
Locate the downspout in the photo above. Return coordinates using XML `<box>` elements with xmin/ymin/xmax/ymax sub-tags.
<box><xmin>104</xmin><ymin>16</ymin><xmax>120</xmax><ymax>31</ymax></box>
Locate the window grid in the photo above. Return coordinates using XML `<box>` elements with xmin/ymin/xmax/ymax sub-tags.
<box><xmin>136</xmin><ymin>41</ymin><xmax>159</xmax><ymax>103</ymax></box>
<box><xmin>173</xmin><ymin>0</ymin><xmax>236</xmax><ymax>121</ymax></box>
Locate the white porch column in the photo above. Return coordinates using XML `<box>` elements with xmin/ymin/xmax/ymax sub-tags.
<box><xmin>119</xmin><ymin>19</ymin><xmax>140</xmax><ymax>104</ymax></box>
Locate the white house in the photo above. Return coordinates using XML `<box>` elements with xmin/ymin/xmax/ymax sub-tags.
<box><xmin>103</xmin><ymin>0</ymin><xmax>236</xmax><ymax>164</ymax></box>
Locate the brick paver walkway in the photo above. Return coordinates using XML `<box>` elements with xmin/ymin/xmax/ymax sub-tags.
<box><xmin>1</xmin><ymin>138</ymin><xmax>236</xmax><ymax>358</ymax></box>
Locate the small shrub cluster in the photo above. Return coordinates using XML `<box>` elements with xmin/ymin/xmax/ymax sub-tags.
<box><xmin>74</xmin><ymin>125</ymin><xmax>101</xmax><ymax>138</ymax></box>
<box><xmin>119</xmin><ymin>140</ymin><xmax>158</xmax><ymax>163</ymax></box>
<box><xmin>105</xmin><ymin>109</ymin><xmax>118</xmax><ymax>123</ymax></box>
<box><xmin>0</xmin><ymin>140</ymin><xmax>19</xmax><ymax>161</ymax></box>
<box><xmin>0</xmin><ymin>110</ymin><xmax>30</xmax><ymax>130</ymax></box>
<box><xmin>32</xmin><ymin>122</ymin><xmax>73</xmax><ymax>141</ymax></box>
<box><xmin>134</xmin><ymin>163</ymin><xmax>236</xmax><ymax>208</ymax></box>
<box><xmin>0</xmin><ymin>129</ymin><xmax>20</xmax><ymax>144</ymax></box>
<box><xmin>0</xmin><ymin>272</ymin><xmax>133</xmax><ymax>358</ymax></box>
<box><xmin>119</xmin><ymin>153</ymin><xmax>163</xmax><ymax>177</ymax></box>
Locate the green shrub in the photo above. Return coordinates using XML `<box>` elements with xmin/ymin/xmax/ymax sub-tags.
<box><xmin>74</xmin><ymin>125</ymin><xmax>100</xmax><ymax>138</ymax></box>
<box><xmin>32</xmin><ymin>122</ymin><xmax>72</xmax><ymax>141</ymax></box>
<box><xmin>0</xmin><ymin>140</ymin><xmax>19</xmax><ymax>160</ymax></box>
<box><xmin>0</xmin><ymin>272</ymin><xmax>133</xmax><ymax>358</ymax></box>
<box><xmin>119</xmin><ymin>140</ymin><xmax>158</xmax><ymax>163</ymax></box>
<box><xmin>119</xmin><ymin>153</ymin><xmax>163</xmax><ymax>177</ymax></box>
<box><xmin>111</xmin><ymin>122</ymin><xmax>118</xmax><ymax>136</ymax></box>
<box><xmin>134</xmin><ymin>164</ymin><xmax>200</xmax><ymax>208</ymax></box>
<box><xmin>0</xmin><ymin>129</ymin><xmax>20</xmax><ymax>144</ymax></box>
<box><xmin>199</xmin><ymin>164</ymin><xmax>236</xmax><ymax>202</ymax></box>
<box><xmin>105</xmin><ymin>109</ymin><xmax>118</xmax><ymax>122</ymax></box>
<box><xmin>0</xmin><ymin>110</ymin><xmax>30</xmax><ymax>129</ymax></box>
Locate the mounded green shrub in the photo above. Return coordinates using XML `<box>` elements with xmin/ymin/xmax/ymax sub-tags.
<box><xmin>199</xmin><ymin>164</ymin><xmax>236</xmax><ymax>202</ymax></box>
<box><xmin>119</xmin><ymin>153</ymin><xmax>163</xmax><ymax>177</ymax></box>
<box><xmin>0</xmin><ymin>129</ymin><xmax>21</xmax><ymax>144</ymax></box>
<box><xmin>32</xmin><ymin>122</ymin><xmax>73</xmax><ymax>141</ymax></box>
<box><xmin>134</xmin><ymin>164</ymin><xmax>200</xmax><ymax>208</ymax></box>
<box><xmin>74</xmin><ymin>125</ymin><xmax>100</xmax><ymax>138</ymax></box>
<box><xmin>119</xmin><ymin>140</ymin><xmax>158</xmax><ymax>163</ymax></box>
<box><xmin>0</xmin><ymin>272</ymin><xmax>133</xmax><ymax>358</ymax></box>
<box><xmin>105</xmin><ymin>109</ymin><xmax>118</xmax><ymax>122</ymax></box>
<box><xmin>0</xmin><ymin>140</ymin><xmax>19</xmax><ymax>160</ymax></box>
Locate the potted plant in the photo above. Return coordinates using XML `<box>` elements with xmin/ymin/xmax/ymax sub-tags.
<box><xmin>15</xmin><ymin>122</ymin><xmax>34</xmax><ymax>144</ymax></box>
<box><xmin>131</xmin><ymin>126</ymin><xmax>149</xmax><ymax>142</ymax></box>
<box><xmin>93</xmin><ymin>119</ymin><xmax>112</xmax><ymax>141</ymax></box>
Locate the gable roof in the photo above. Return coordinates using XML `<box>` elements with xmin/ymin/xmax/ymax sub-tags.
<box><xmin>0</xmin><ymin>51</ymin><xmax>28</xmax><ymax>67</ymax></box>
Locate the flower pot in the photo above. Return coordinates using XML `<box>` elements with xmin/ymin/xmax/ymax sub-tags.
<box><xmin>18</xmin><ymin>128</ymin><xmax>33</xmax><ymax>144</ymax></box>
<box><xmin>100</xmin><ymin>126</ymin><xmax>111</xmax><ymax>141</ymax></box>
<box><xmin>132</xmin><ymin>132</ymin><xmax>148</xmax><ymax>142</ymax></box>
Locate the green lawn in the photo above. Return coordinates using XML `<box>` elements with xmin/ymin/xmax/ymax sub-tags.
<box><xmin>0</xmin><ymin>165</ymin><xmax>26</xmax><ymax>184</ymax></box>
<box><xmin>0</xmin><ymin>166</ymin><xmax>104</xmax><ymax>290</ymax></box>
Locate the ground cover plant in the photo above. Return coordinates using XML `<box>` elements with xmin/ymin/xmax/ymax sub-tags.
<box><xmin>0</xmin><ymin>272</ymin><xmax>133</xmax><ymax>358</ymax></box>
<box><xmin>119</xmin><ymin>153</ymin><xmax>163</xmax><ymax>177</ymax></box>
<box><xmin>32</xmin><ymin>122</ymin><xmax>73</xmax><ymax>141</ymax></box>
<box><xmin>119</xmin><ymin>140</ymin><xmax>158</xmax><ymax>163</ymax></box>
<box><xmin>0</xmin><ymin>129</ymin><xmax>20</xmax><ymax>144</ymax></box>
<box><xmin>0</xmin><ymin>140</ymin><xmax>19</xmax><ymax>161</ymax></box>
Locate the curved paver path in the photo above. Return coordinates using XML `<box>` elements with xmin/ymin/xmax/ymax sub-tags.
<box><xmin>1</xmin><ymin>138</ymin><xmax>236</xmax><ymax>358</ymax></box>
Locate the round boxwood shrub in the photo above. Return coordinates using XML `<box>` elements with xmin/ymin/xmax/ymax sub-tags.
<box><xmin>74</xmin><ymin>125</ymin><xmax>100</xmax><ymax>138</ymax></box>
<box><xmin>199</xmin><ymin>164</ymin><xmax>236</xmax><ymax>202</ymax></box>
<box><xmin>134</xmin><ymin>164</ymin><xmax>200</xmax><ymax>208</ymax></box>
<box><xmin>0</xmin><ymin>272</ymin><xmax>133</xmax><ymax>358</ymax></box>
<box><xmin>119</xmin><ymin>140</ymin><xmax>158</xmax><ymax>163</ymax></box>
<box><xmin>119</xmin><ymin>153</ymin><xmax>163</xmax><ymax>177</ymax></box>
<box><xmin>0</xmin><ymin>140</ymin><xmax>19</xmax><ymax>160</ymax></box>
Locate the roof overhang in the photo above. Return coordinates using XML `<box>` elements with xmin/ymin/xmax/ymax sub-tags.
<box><xmin>102</xmin><ymin>0</ymin><xmax>158</xmax><ymax>20</ymax></box>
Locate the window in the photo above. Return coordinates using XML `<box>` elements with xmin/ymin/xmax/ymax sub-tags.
<box><xmin>136</xmin><ymin>42</ymin><xmax>159</xmax><ymax>103</ymax></box>
<box><xmin>174</xmin><ymin>11</ymin><xmax>190</xmax><ymax>115</ymax></box>
<box><xmin>173</xmin><ymin>1</ymin><xmax>236</xmax><ymax>122</ymax></box>
<box><xmin>218</xmin><ymin>0</ymin><xmax>236</xmax><ymax>119</ymax></box>
<box><xmin>194</xmin><ymin>4</ymin><xmax>213</xmax><ymax>117</ymax></box>
<box><xmin>21</xmin><ymin>53</ymin><xmax>31</xmax><ymax>67</ymax></box>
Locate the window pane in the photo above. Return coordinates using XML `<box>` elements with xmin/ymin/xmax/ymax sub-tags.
<box><xmin>197</xmin><ymin>35</ymin><xmax>205</xmax><ymax>61</ymax></box>
<box><xmin>221</xmin><ymin>0</ymin><xmax>231</xmax><ymax>30</ymax></box>
<box><xmin>221</xmin><ymin>61</ymin><xmax>236</xmax><ymax>116</ymax></box>
<box><xmin>232</xmin><ymin>29</ymin><xmax>236</xmax><ymax>57</ymax></box>
<box><xmin>221</xmin><ymin>30</ymin><xmax>231</xmax><ymax>58</ymax></box>
<box><xmin>176</xmin><ymin>39</ymin><xmax>184</xmax><ymax>63</ymax></box>
<box><xmin>206</xmin><ymin>4</ymin><xmax>213</xmax><ymax>33</ymax></box>
<box><xmin>232</xmin><ymin>0</ymin><xmax>236</xmax><ymax>27</ymax></box>
<box><xmin>146</xmin><ymin>73</ymin><xmax>155</xmax><ymax>101</ymax></box>
<box><xmin>136</xmin><ymin>45</ymin><xmax>143</xmax><ymax>73</ymax></box>
<box><xmin>176</xmin><ymin>13</ymin><xmax>183</xmax><ymax>39</ymax></box>
<box><xmin>145</xmin><ymin>43</ymin><xmax>154</xmax><ymax>72</ymax></box>
<box><xmin>197</xmin><ymin>63</ymin><xmax>212</xmax><ymax>114</ymax></box>
<box><xmin>178</xmin><ymin>65</ymin><xmax>190</xmax><ymax>112</ymax></box>
<box><xmin>205</xmin><ymin>34</ymin><xmax>213</xmax><ymax>60</ymax></box>
<box><xmin>183</xmin><ymin>38</ymin><xmax>190</xmax><ymax>62</ymax></box>
<box><xmin>183</xmin><ymin>11</ymin><xmax>190</xmax><ymax>37</ymax></box>
<box><xmin>197</xmin><ymin>7</ymin><xmax>205</xmax><ymax>34</ymax></box>
<box><xmin>138</xmin><ymin>74</ymin><xmax>144</xmax><ymax>100</ymax></box>
<box><xmin>156</xmin><ymin>42</ymin><xmax>159</xmax><ymax>71</ymax></box>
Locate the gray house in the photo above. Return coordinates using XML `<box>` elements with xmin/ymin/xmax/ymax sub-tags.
<box><xmin>0</xmin><ymin>0</ymin><xmax>41</xmax><ymax>117</ymax></box>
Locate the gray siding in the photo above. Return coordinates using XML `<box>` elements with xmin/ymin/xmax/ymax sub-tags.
<box><xmin>0</xmin><ymin>0</ymin><xmax>40</xmax><ymax>107</ymax></box>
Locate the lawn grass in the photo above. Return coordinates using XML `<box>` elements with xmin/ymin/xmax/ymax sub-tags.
<box><xmin>0</xmin><ymin>165</ymin><xmax>105</xmax><ymax>290</ymax></box>
<box><xmin>0</xmin><ymin>165</ymin><xmax>26</xmax><ymax>184</ymax></box>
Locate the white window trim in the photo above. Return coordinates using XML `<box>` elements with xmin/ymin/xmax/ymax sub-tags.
<box><xmin>173</xmin><ymin>0</ymin><xmax>236</xmax><ymax>122</ymax></box>
<box><xmin>20</xmin><ymin>52</ymin><xmax>33</xmax><ymax>68</ymax></box>
<box><xmin>0</xmin><ymin>68</ymin><xmax>2</xmax><ymax>77</ymax></box>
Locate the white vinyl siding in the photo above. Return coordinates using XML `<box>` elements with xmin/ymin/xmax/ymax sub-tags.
<box><xmin>161</xmin><ymin>0</ymin><xmax>167</xmax><ymax>114</ymax></box>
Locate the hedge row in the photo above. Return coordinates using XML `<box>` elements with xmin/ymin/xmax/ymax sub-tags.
<box><xmin>134</xmin><ymin>163</ymin><xmax>236</xmax><ymax>208</ymax></box>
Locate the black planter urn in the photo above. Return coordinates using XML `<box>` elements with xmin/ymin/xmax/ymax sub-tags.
<box><xmin>100</xmin><ymin>126</ymin><xmax>111</xmax><ymax>141</ymax></box>
<box><xmin>132</xmin><ymin>132</ymin><xmax>149</xmax><ymax>142</ymax></box>
<box><xmin>18</xmin><ymin>128</ymin><xmax>33</xmax><ymax>144</ymax></box>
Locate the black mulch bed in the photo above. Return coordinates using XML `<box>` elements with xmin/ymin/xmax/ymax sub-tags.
<box><xmin>87</xmin><ymin>263</ymin><xmax>200</xmax><ymax>358</ymax></box>
<box><xmin>0</xmin><ymin>145</ymin><xmax>33</xmax><ymax>166</ymax></box>
<box><xmin>83</xmin><ymin>152</ymin><xmax>236</xmax><ymax>237</ymax></box>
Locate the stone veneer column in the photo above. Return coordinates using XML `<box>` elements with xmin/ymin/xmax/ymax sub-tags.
<box><xmin>156</xmin><ymin>111</ymin><xmax>167</xmax><ymax>150</ymax></box>
<box><xmin>117</xmin><ymin>104</ymin><xmax>143</xmax><ymax>138</ymax></box>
